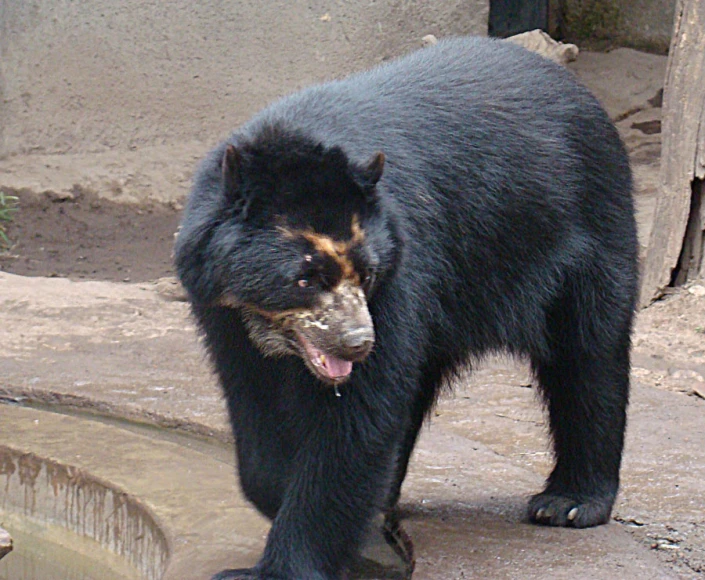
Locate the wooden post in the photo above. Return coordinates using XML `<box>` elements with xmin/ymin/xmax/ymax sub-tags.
<box><xmin>639</xmin><ymin>0</ymin><xmax>705</xmax><ymax>307</ymax></box>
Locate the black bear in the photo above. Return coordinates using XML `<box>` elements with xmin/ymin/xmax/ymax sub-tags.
<box><xmin>175</xmin><ymin>36</ymin><xmax>638</xmax><ymax>580</ymax></box>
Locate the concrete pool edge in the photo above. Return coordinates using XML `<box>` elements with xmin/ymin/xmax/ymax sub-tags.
<box><xmin>0</xmin><ymin>403</ymin><xmax>271</xmax><ymax>580</ymax></box>
<box><xmin>0</xmin><ymin>444</ymin><xmax>168</xmax><ymax>579</ymax></box>
<box><xmin>0</xmin><ymin>384</ymin><xmax>233</xmax><ymax>445</ymax></box>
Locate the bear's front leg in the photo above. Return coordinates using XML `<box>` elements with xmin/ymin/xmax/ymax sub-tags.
<box><xmin>213</xmin><ymin>395</ymin><xmax>401</xmax><ymax>580</ymax></box>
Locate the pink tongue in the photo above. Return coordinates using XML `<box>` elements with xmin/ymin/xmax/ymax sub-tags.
<box><xmin>298</xmin><ymin>333</ymin><xmax>354</xmax><ymax>380</ymax></box>
<box><xmin>322</xmin><ymin>355</ymin><xmax>353</xmax><ymax>379</ymax></box>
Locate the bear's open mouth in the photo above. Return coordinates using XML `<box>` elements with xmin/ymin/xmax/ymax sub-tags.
<box><xmin>296</xmin><ymin>332</ymin><xmax>353</xmax><ymax>383</ymax></box>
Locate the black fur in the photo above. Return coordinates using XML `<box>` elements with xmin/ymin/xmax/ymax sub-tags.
<box><xmin>175</xmin><ymin>36</ymin><xmax>638</xmax><ymax>580</ymax></box>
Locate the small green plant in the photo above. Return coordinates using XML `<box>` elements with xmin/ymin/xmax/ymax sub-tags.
<box><xmin>0</xmin><ymin>190</ymin><xmax>19</xmax><ymax>249</ymax></box>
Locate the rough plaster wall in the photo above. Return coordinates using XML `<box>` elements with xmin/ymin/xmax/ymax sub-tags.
<box><xmin>0</xmin><ymin>1</ymin><xmax>488</xmax><ymax>157</ymax></box>
<box><xmin>620</xmin><ymin>0</ymin><xmax>676</xmax><ymax>49</ymax></box>
<box><xmin>559</xmin><ymin>0</ymin><xmax>675</xmax><ymax>52</ymax></box>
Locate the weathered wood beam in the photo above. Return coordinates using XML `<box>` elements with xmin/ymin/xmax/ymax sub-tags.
<box><xmin>640</xmin><ymin>0</ymin><xmax>705</xmax><ymax>306</ymax></box>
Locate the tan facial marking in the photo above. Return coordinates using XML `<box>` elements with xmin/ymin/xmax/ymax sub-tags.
<box><xmin>216</xmin><ymin>294</ymin><xmax>310</xmax><ymax>321</ymax></box>
<box><xmin>351</xmin><ymin>215</ymin><xmax>365</xmax><ymax>245</ymax></box>
<box><xmin>300</xmin><ymin>232</ymin><xmax>358</xmax><ymax>282</ymax></box>
<box><xmin>277</xmin><ymin>215</ymin><xmax>364</xmax><ymax>284</ymax></box>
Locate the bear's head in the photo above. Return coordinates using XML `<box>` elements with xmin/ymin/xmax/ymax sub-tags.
<box><xmin>175</xmin><ymin>124</ymin><xmax>402</xmax><ymax>385</ymax></box>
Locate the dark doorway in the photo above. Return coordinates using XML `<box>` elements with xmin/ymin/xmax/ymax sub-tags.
<box><xmin>489</xmin><ymin>0</ymin><xmax>549</xmax><ymax>37</ymax></box>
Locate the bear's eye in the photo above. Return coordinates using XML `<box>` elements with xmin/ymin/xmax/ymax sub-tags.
<box><xmin>297</xmin><ymin>271</ymin><xmax>331</xmax><ymax>290</ymax></box>
<box><xmin>295</xmin><ymin>254</ymin><xmax>314</xmax><ymax>288</ymax></box>
<box><xmin>296</xmin><ymin>254</ymin><xmax>333</xmax><ymax>291</ymax></box>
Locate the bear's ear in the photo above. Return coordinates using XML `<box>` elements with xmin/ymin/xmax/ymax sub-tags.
<box><xmin>363</xmin><ymin>151</ymin><xmax>385</xmax><ymax>186</ymax></box>
<box><xmin>325</xmin><ymin>145</ymin><xmax>347</xmax><ymax>166</ymax></box>
<box><xmin>221</xmin><ymin>145</ymin><xmax>242</xmax><ymax>195</ymax></box>
<box><xmin>222</xmin><ymin>145</ymin><xmax>252</xmax><ymax>218</ymax></box>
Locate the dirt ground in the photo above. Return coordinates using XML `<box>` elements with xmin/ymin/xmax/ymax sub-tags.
<box><xmin>1</xmin><ymin>48</ymin><xmax>704</xmax><ymax>579</ymax></box>
<box><xmin>0</xmin><ymin>187</ymin><xmax>179</xmax><ymax>282</ymax></box>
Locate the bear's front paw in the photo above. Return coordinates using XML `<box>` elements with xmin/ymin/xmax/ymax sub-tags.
<box><xmin>211</xmin><ymin>568</ymin><xmax>263</xmax><ymax>580</ymax></box>
<box><xmin>528</xmin><ymin>491</ymin><xmax>615</xmax><ymax>528</ymax></box>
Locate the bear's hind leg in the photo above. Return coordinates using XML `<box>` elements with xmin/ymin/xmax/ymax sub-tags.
<box><xmin>529</xmin><ymin>274</ymin><xmax>632</xmax><ymax>528</ymax></box>
<box><xmin>386</xmin><ymin>385</ymin><xmax>437</xmax><ymax>513</ymax></box>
